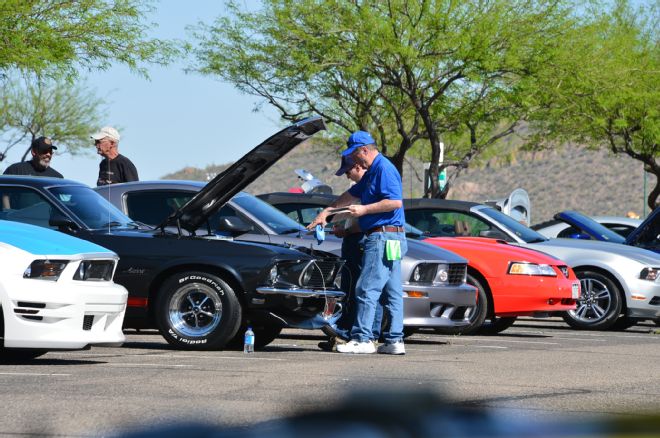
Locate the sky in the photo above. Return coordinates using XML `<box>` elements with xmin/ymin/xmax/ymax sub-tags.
<box><xmin>46</xmin><ymin>0</ymin><xmax>280</xmax><ymax>187</ymax></box>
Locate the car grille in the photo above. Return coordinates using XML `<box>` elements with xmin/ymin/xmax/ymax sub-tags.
<box><xmin>650</xmin><ymin>296</ymin><xmax>660</xmax><ymax>306</ymax></box>
<box><xmin>302</xmin><ymin>260</ymin><xmax>340</xmax><ymax>288</ymax></box>
<box><xmin>558</xmin><ymin>265</ymin><xmax>570</xmax><ymax>278</ymax></box>
<box><xmin>448</xmin><ymin>263</ymin><xmax>467</xmax><ymax>285</ymax></box>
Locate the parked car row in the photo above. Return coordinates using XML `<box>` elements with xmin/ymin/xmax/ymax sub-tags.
<box><xmin>258</xmin><ymin>192</ymin><xmax>581</xmax><ymax>335</ymax></box>
<box><xmin>2</xmin><ymin>117</ymin><xmax>659</xmax><ymax>360</ymax></box>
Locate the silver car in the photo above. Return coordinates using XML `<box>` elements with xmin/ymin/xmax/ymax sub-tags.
<box><xmin>95</xmin><ymin>181</ymin><xmax>477</xmax><ymax>333</ymax></box>
<box><xmin>404</xmin><ymin>199</ymin><xmax>660</xmax><ymax>330</ymax></box>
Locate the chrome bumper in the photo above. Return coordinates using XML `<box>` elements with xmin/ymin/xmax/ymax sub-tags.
<box><xmin>256</xmin><ymin>287</ymin><xmax>345</xmax><ymax>299</ymax></box>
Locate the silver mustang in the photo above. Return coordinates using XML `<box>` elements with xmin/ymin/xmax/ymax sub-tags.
<box><xmin>94</xmin><ymin>181</ymin><xmax>477</xmax><ymax>334</ymax></box>
<box><xmin>404</xmin><ymin>199</ymin><xmax>660</xmax><ymax>330</ymax></box>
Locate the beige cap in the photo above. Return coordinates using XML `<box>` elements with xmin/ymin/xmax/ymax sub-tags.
<box><xmin>91</xmin><ymin>126</ymin><xmax>120</xmax><ymax>142</ymax></box>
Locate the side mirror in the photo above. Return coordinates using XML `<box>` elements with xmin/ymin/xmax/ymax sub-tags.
<box><xmin>479</xmin><ymin>229</ymin><xmax>508</xmax><ymax>240</ymax></box>
<box><xmin>49</xmin><ymin>212</ymin><xmax>78</xmax><ymax>231</ymax></box>
<box><xmin>216</xmin><ymin>216</ymin><xmax>253</xmax><ymax>236</ymax></box>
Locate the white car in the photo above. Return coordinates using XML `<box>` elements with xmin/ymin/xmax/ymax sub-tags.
<box><xmin>0</xmin><ymin>220</ymin><xmax>128</xmax><ymax>360</ymax></box>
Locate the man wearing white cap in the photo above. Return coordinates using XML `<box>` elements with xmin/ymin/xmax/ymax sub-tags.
<box><xmin>91</xmin><ymin>126</ymin><xmax>139</xmax><ymax>186</ymax></box>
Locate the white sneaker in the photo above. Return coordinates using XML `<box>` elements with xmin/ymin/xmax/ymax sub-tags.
<box><xmin>377</xmin><ymin>341</ymin><xmax>405</xmax><ymax>355</ymax></box>
<box><xmin>336</xmin><ymin>340</ymin><xmax>376</xmax><ymax>354</ymax></box>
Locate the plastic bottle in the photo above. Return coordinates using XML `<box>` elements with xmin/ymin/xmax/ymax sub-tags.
<box><xmin>243</xmin><ymin>326</ymin><xmax>255</xmax><ymax>353</ymax></box>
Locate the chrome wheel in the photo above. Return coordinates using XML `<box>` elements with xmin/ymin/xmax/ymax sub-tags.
<box><xmin>562</xmin><ymin>270</ymin><xmax>622</xmax><ymax>330</ymax></box>
<box><xmin>569</xmin><ymin>277</ymin><xmax>612</xmax><ymax>324</ymax></box>
<box><xmin>168</xmin><ymin>282</ymin><xmax>223</xmax><ymax>337</ymax></box>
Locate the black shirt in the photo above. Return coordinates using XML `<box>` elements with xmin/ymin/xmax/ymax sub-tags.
<box><xmin>97</xmin><ymin>154</ymin><xmax>139</xmax><ymax>186</ymax></box>
<box><xmin>3</xmin><ymin>160</ymin><xmax>63</xmax><ymax>178</ymax></box>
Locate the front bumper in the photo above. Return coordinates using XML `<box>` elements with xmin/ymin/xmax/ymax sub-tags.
<box><xmin>625</xmin><ymin>279</ymin><xmax>660</xmax><ymax>319</ymax></box>
<box><xmin>255</xmin><ymin>287</ymin><xmax>345</xmax><ymax>299</ymax></box>
<box><xmin>402</xmin><ymin>283</ymin><xmax>476</xmax><ymax>328</ymax></box>
<box><xmin>2</xmin><ymin>280</ymin><xmax>128</xmax><ymax>349</ymax></box>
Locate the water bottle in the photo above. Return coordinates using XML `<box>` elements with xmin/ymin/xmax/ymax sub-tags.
<box><xmin>243</xmin><ymin>326</ymin><xmax>255</xmax><ymax>353</ymax></box>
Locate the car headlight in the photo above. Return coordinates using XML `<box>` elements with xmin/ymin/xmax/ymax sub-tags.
<box><xmin>410</xmin><ymin>263</ymin><xmax>440</xmax><ymax>283</ymax></box>
<box><xmin>640</xmin><ymin>267</ymin><xmax>660</xmax><ymax>282</ymax></box>
<box><xmin>73</xmin><ymin>260</ymin><xmax>115</xmax><ymax>281</ymax></box>
<box><xmin>508</xmin><ymin>262</ymin><xmax>557</xmax><ymax>277</ymax></box>
<box><xmin>435</xmin><ymin>264</ymin><xmax>449</xmax><ymax>283</ymax></box>
<box><xmin>23</xmin><ymin>260</ymin><xmax>69</xmax><ymax>281</ymax></box>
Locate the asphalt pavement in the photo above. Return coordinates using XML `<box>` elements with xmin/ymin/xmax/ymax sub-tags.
<box><xmin>1</xmin><ymin>318</ymin><xmax>659</xmax><ymax>437</ymax></box>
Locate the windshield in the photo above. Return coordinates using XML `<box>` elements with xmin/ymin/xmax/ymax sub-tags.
<box><xmin>232</xmin><ymin>194</ymin><xmax>306</xmax><ymax>235</ymax></box>
<box><xmin>48</xmin><ymin>185</ymin><xmax>137</xmax><ymax>230</ymax></box>
<box><xmin>479</xmin><ymin>207</ymin><xmax>548</xmax><ymax>243</ymax></box>
<box><xmin>559</xmin><ymin>211</ymin><xmax>626</xmax><ymax>243</ymax></box>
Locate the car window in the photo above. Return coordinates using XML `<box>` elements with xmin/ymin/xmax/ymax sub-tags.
<box><xmin>48</xmin><ymin>185</ymin><xmax>134</xmax><ymax>230</ymax></box>
<box><xmin>126</xmin><ymin>191</ymin><xmax>191</xmax><ymax>226</ymax></box>
<box><xmin>405</xmin><ymin>209</ymin><xmax>490</xmax><ymax>237</ymax></box>
<box><xmin>231</xmin><ymin>195</ymin><xmax>305</xmax><ymax>234</ymax></box>
<box><xmin>0</xmin><ymin>186</ymin><xmax>56</xmax><ymax>229</ymax></box>
<box><xmin>271</xmin><ymin>203</ymin><xmax>324</xmax><ymax>226</ymax></box>
<box><xmin>557</xmin><ymin>226</ymin><xmax>583</xmax><ymax>239</ymax></box>
<box><xmin>125</xmin><ymin>190</ymin><xmax>262</xmax><ymax>234</ymax></box>
<box><xmin>602</xmin><ymin>223</ymin><xmax>637</xmax><ymax>238</ymax></box>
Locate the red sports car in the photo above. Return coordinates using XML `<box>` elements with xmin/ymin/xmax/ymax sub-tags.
<box><xmin>423</xmin><ymin>236</ymin><xmax>580</xmax><ymax>334</ymax></box>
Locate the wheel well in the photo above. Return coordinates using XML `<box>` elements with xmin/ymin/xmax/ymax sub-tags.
<box><xmin>148</xmin><ymin>265</ymin><xmax>246</xmax><ymax>320</ymax></box>
<box><xmin>572</xmin><ymin>265</ymin><xmax>627</xmax><ymax>313</ymax></box>
<box><xmin>467</xmin><ymin>266</ymin><xmax>494</xmax><ymax>318</ymax></box>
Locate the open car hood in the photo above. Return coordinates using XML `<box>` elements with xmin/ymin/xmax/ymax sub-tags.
<box><xmin>161</xmin><ymin>116</ymin><xmax>326</xmax><ymax>233</ymax></box>
<box><xmin>625</xmin><ymin>207</ymin><xmax>660</xmax><ymax>253</ymax></box>
<box><xmin>554</xmin><ymin>211</ymin><xmax>625</xmax><ymax>244</ymax></box>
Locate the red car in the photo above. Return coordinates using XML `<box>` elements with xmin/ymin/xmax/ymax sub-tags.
<box><xmin>423</xmin><ymin>236</ymin><xmax>580</xmax><ymax>334</ymax></box>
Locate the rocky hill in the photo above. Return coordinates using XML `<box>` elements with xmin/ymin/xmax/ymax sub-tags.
<box><xmin>163</xmin><ymin>140</ymin><xmax>650</xmax><ymax>224</ymax></box>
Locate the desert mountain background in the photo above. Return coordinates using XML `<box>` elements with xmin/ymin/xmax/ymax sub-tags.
<box><xmin>163</xmin><ymin>140</ymin><xmax>651</xmax><ymax>224</ymax></box>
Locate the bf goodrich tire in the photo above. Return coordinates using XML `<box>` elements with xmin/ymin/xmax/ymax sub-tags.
<box><xmin>562</xmin><ymin>270</ymin><xmax>622</xmax><ymax>330</ymax></box>
<box><xmin>156</xmin><ymin>271</ymin><xmax>241</xmax><ymax>350</ymax></box>
<box><xmin>435</xmin><ymin>273</ymin><xmax>488</xmax><ymax>336</ymax></box>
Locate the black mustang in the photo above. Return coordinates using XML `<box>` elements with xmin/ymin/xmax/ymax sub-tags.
<box><xmin>0</xmin><ymin>117</ymin><xmax>344</xmax><ymax>350</ymax></box>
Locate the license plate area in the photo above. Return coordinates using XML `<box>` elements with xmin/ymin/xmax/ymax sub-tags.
<box><xmin>572</xmin><ymin>283</ymin><xmax>580</xmax><ymax>299</ymax></box>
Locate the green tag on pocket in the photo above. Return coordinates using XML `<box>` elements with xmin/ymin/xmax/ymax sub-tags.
<box><xmin>386</xmin><ymin>240</ymin><xmax>401</xmax><ymax>261</ymax></box>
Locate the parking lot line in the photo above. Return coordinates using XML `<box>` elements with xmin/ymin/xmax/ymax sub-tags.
<box><xmin>0</xmin><ymin>372</ymin><xmax>71</xmax><ymax>377</ymax></box>
<box><xmin>438</xmin><ymin>338</ymin><xmax>560</xmax><ymax>345</ymax></box>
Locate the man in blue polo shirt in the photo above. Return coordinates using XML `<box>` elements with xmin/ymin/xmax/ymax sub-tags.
<box><xmin>308</xmin><ymin>131</ymin><xmax>408</xmax><ymax>355</ymax></box>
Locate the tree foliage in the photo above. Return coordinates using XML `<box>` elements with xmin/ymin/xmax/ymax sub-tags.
<box><xmin>527</xmin><ymin>0</ymin><xmax>660</xmax><ymax>210</ymax></box>
<box><xmin>0</xmin><ymin>0</ymin><xmax>176</xmax><ymax>78</ymax></box>
<box><xmin>191</xmin><ymin>0</ymin><xmax>576</xmax><ymax>197</ymax></box>
<box><xmin>0</xmin><ymin>72</ymin><xmax>107</xmax><ymax>165</ymax></box>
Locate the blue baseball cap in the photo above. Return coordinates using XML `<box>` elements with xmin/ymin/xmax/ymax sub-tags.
<box><xmin>341</xmin><ymin>130</ymin><xmax>375</xmax><ymax>156</ymax></box>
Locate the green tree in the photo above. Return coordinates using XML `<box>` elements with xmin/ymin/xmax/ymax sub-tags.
<box><xmin>0</xmin><ymin>72</ymin><xmax>107</xmax><ymax>165</ymax></box>
<box><xmin>0</xmin><ymin>0</ymin><xmax>175</xmax><ymax>78</ymax></box>
<box><xmin>528</xmin><ymin>0</ymin><xmax>660</xmax><ymax>210</ymax></box>
<box><xmin>191</xmin><ymin>0</ymin><xmax>576</xmax><ymax>197</ymax></box>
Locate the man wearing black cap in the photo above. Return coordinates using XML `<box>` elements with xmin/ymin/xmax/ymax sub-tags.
<box><xmin>3</xmin><ymin>137</ymin><xmax>63</xmax><ymax>178</ymax></box>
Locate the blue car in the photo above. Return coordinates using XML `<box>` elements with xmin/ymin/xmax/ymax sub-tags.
<box><xmin>626</xmin><ymin>208</ymin><xmax>660</xmax><ymax>254</ymax></box>
<box><xmin>535</xmin><ymin>210</ymin><xmax>659</xmax><ymax>255</ymax></box>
